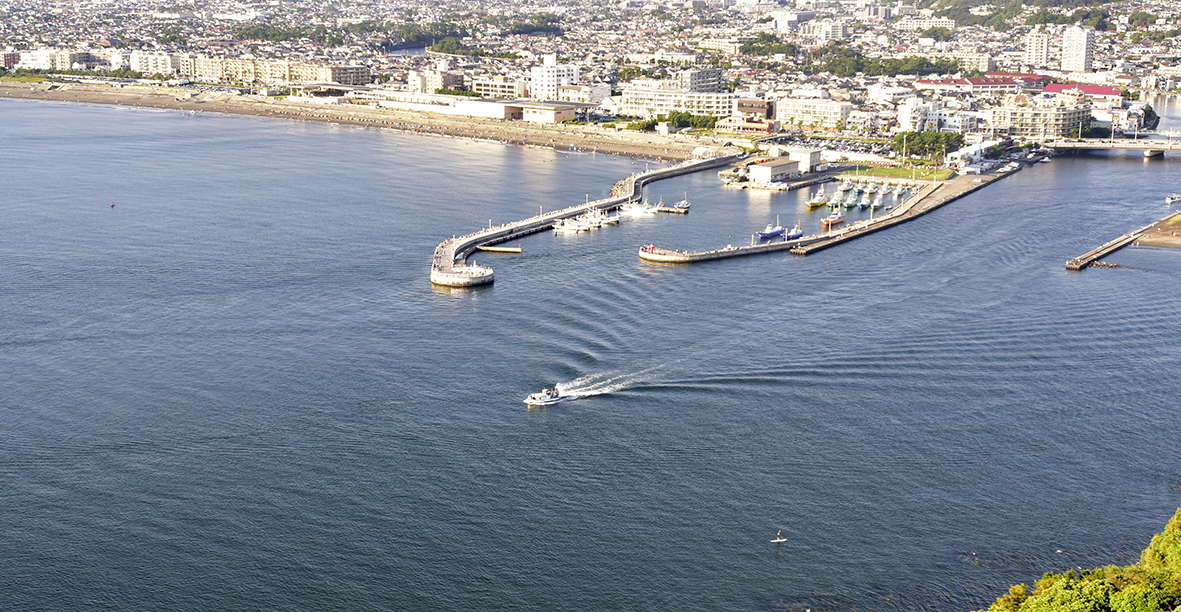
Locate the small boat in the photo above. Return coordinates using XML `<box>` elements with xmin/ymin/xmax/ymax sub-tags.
<box><xmin>821</xmin><ymin>211</ymin><xmax>846</xmax><ymax>228</ymax></box>
<box><xmin>865</xmin><ymin>182</ymin><xmax>878</xmax><ymax>194</ymax></box>
<box><xmin>621</xmin><ymin>199</ymin><xmax>658</xmax><ymax>215</ymax></box>
<box><xmin>837</xmin><ymin>180</ymin><xmax>853</xmax><ymax>192</ymax></box>
<box><xmin>808</xmin><ymin>186</ymin><xmax>830</xmax><ymax>207</ymax></box>
<box><xmin>553</xmin><ymin>218</ymin><xmax>591</xmax><ymax>232</ymax></box>
<box><xmin>871</xmin><ymin>194</ymin><xmax>884</xmax><ymax>210</ymax></box>
<box><xmin>673</xmin><ymin>192</ymin><xmax>691</xmax><ymax>210</ymax></box>
<box><xmin>785</xmin><ymin>222</ymin><xmax>804</xmax><ymax>240</ymax></box>
<box><xmin>1167</xmin><ymin>194</ymin><xmax>1181</xmax><ymax>205</ymax></box>
<box><xmin>524</xmin><ymin>387</ymin><xmax>570</xmax><ymax>406</ymax></box>
<box><xmin>759</xmin><ymin>215</ymin><xmax>785</xmax><ymax>239</ymax></box>
<box><xmin>858</xmin><ymin>193</ymin><xmax>871</xmax><ymax>210</ymax></box>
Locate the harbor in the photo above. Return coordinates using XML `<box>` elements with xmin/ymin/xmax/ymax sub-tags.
<box><xmin>429</xmin><ymin>152</ymin><xmax>740</xmax><ymax>287</ymax></box>
<box><xmin>638</xmin><ymin>173</ymin><xmax>1003</xmax><ymax>264</ymax></box>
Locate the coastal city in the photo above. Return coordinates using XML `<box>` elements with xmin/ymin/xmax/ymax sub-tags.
<box><xmin>2</xmin><ymin>0</ymin><xmax>1180</xmax><ymax>148</ymax></box>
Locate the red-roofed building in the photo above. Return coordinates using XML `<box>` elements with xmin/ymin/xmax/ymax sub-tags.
<box><xmin>914</xmin><ymin>77</ymin><xmax>1021</xmax><ymax>95</ymax></box>
<box><xmin>985</xmin><ymin>72</ymin><xmax>1053</xmax><ymax>89</ymax></box>
<box><xmin>1041</xmin><ymin>83</ymin><xmax>1123</xmax><ymax>106</ymax></box>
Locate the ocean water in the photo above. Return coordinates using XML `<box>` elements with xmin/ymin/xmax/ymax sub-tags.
<box><xmin>2</xmin><ymin>95</ymin><xmax>1180</xmax><ymax>611</ymax></box>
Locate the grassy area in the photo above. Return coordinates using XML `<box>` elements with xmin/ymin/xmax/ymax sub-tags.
<box><xmin>0</xmin><ymin>74</ymin><xmax>53</xmax><ymax>83</ymax></box>
<box><xmin>843</xmin><ymin>165</ymin><xmax>955</xmax><ymax>181</ymax></box>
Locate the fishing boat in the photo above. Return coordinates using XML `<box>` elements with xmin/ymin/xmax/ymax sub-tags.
<box><xmin>871</xmin><ymin>194</ymin><xmax>884</xmax><ymax>210</ymax></box>
<box><xmin>758</xmin><ymin>215</ymin><xmax>785</xmax><ymax>239</ymax></box>
<box><xmin>837</xmin><ymin>179</ymin><xmax>853</xmax><ymax>192</ymax></box>
<box><xmin>821</xmin><ymin>210</ymin><xmax>846</xmax><ymax>228</ymax></box>
<box><xmin>785</xmin><ymin>222</ymin><xmax>804</xmax><ymax>240</ymax></box>
<box><xmin>523</xmin><ymin>387</ymin><xmax>571</xmax><ymax>406</ymax></box>
<box><xmin>808</xmin><ymin>186</ymin><xmax>830</xmax><ymax>207</ymax></box>
<box><xmin>621</xmin><ymin>199</ymin><xmax>658</xmax><ymax>215</ymax></box>
<box><xmin>865</xmin><ymin>182</ymin><xmax>878</xmax><ymax>194</ymax></box>
<box><xmin>553</xmin><ymin>218</ymin><xmax>591</xmax><ymax>232</ymax></box>
<box><xmin>858</xmin><ymin>193</ymin><xmax>871</xmax><ymax>210</ymax></box>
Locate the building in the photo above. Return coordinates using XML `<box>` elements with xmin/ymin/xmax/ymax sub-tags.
<box><xmin>17</xmin><ymin>50</ymin><xmax>55</xmax><ymax>70</ymax></box>
<box><xmin>1024</xmin><ymin>26</ymin><xmax>1050</xmax><ymax>68</ymax></box>
<box><xmin>716</xmin><ymin>115</ymin><xmax>780</xmax><ymax>133</ymax></box>
<box><xmin>775</xmin><ymin>98</ymin><xmax>853</xmax><ymax>129</ymax></box>
<box><xmin>807</xmin><ymin>20</ymin><xmax>848</xmax><ymax>43</ymax></box>
<box><xmin>557</xmin><ymin>83</ymin><xmax>610</xmax><ymax>104</ymax></box>
<box><xmin>473</xmin><ymin>76</ymin><xmax>529</xmax><ymax>99</ymax></box>
<box><xmin>619</xmin><ymin>84</ymin><xmax>735</xmax><ymax>118</ymax></box>
<box><xmin>1061</xmin><ymin>25</ymin><xmax>1094</xmax><ymax>73</ymax></box>
<box><xmin>734</xmin><ymin>98</ymin><xmax>774</xmax><ymax>118</ymax></box>
<box><xmin>130</xmin><ymin>50</ymin><xmax>180</xmax><ymax>75</ymax></box>
<box><xmin>988</xmin><ymin>93</ymin><xmax>1091</xmax><ymax>138</ymax></box>
<box><xmin>1</xmin><ymin>51</ymin><xmax>19</xmax><ymax>68</ymax></box>
<box><xmin>913</xmin><ymin>77</ymin><xmax>1021</xmax><ymax>96</ymax></box>
<box><xmin>748</xmin><ymin>159</ymin><xmax>800</xmax><ymax>183</ymax></box>
<box><xmin>530</xmin><ymin>54</ymin><xmax>578</xmax><ymax>101</ymax></box>
<box><xmin>677</xmin><ymin>68</ymin><xmax>725</xmax><ymax>93</ymax></box>
<box><xmin>188</xmin><ymin>56</ymin><xmax>370</xmax><ymax>85</ymax></box>
<box><xmin>895</xmin><ymin>17</ymin><xmax>956</xmax><ymax>31</ymax></box>
<box><xmin>697</xmin><ymin>37</ymin><xmax>754</xmax><ymax>54</ymax></box>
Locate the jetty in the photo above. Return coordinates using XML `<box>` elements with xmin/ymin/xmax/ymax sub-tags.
<box><xmin>638</xmin><ymin>173</ymin><xmax>1002</xmax><ymax>265</ymax></box>
<box><xmin>430</xmin><ymin>152</ymin><xmax>742</xmax><ymax>287</ymax></box>
<box><xmin>1066</xmin><ymin>210</ymin><xmax>1181</xmax><ymax>270</ymax></box>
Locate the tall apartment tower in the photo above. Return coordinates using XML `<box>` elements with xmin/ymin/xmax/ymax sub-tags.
<box><xmin>1061</xmin><ymin>25</ymin><xmax>1094</xmax><ymax>73</ymax></box>
<box><xmin>530</xmin><ymin>54</ymin><xmax>578</xmax><ymax>101</ymax></box>
<box><xmin>1024</xmin><ymin>26</ymin><xmax>1050</xmax><ymax>68</ymax></box>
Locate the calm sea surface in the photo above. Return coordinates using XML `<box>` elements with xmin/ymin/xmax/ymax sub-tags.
<box><xmin>3</xmin><ymin>95</ymin><xmax>1180</xmax><ymax>611</ymax></box>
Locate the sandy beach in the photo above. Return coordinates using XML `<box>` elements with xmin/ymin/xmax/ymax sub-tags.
<box><xmin>1</xmin><ymin>81</ymin><xmax>709</xmax><ymax>161</ymax></box>
<box><xmin>1135</xmin><ymin>211</ymin><xmax>1181</xmax><ymax>248</ymax></box>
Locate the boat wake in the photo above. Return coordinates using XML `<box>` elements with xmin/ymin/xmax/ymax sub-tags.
<box><xmin>553</xmin><ymin>365</ymin><xmax>670</xmax><ymax>398</ymax></box>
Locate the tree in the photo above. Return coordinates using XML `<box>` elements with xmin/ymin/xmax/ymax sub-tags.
<box><xmin>921</xmin><ymin>26</ymin><xmax>955</xmax><ymax>41</ymax></box>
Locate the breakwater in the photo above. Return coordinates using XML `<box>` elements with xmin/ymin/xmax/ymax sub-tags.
<box><xmin>638</xmin><ymin>173</ymin><xmax>1003</xmax><ymax>264</ymax></box>
<box><xmin>430</xmin><ymin>153</ymin><xmax>742</xmax><ymax>286</ymax></box>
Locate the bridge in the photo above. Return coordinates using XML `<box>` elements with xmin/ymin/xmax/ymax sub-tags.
<box><xmin>1046</xmin><ymin>137</ymin><xmax>1181</xmax><ymax>157</ymax></box>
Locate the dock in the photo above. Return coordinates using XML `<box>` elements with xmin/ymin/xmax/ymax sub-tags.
<box><xmin>1066</xmin><ymin>211</ymin><xmax>1181</xmax><ymax>270</ymax></box>
<box><xmin>430</xmin><ymin>152</ymin><xmax>743</xmax><ymax>287</ymax></box>
<box><xmin>639</xmin><ymin>174</ymin><xmax>1002</xmax><ymax>265</ymax></box>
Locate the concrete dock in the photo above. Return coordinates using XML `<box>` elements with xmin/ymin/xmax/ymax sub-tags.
<box><xmin>1066</xmin><ymin>210</ymin><xmax>1181</xmax><ymax>270</ymax></box>
<box><xmin>638</xmin><ymin>174</ymin><xmax>1002</xmax><ymax>265</ymax></box>
<box><xmin>430</xmin><ymin>152</ymin><xmax>742</xmax><ymax>287</ymax></box>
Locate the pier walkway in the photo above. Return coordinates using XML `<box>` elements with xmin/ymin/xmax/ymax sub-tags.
<box><xmin>1066</xmin><ymin>211</ymin><xmax>1181</xmax><ymax>270</ymax></box>
<box><xmin>430</xmin><ymin>153</ymin><xmax>742</xmax><ymax>286</ymax></box>
<box><xmin>638</xmin><ymin>173</ymin><xmax>1003</xmax><ymax>265</ymax></box>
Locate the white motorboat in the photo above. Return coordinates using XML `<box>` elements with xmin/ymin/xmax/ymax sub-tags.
<box><xmin>621</xmin><ymin>199</ymin><xmax>658</xmax><ymax>215</ymax></box>
<box><xmin>553</xmin><ymin>218</ymin><xmax>591</xmax><ymax>232</ymax></box>
<box><xmin>1167</xmin><ymin>194</ymin><xmax>1181</xmax><ymax>205</ymax></box>
<box><xmin>673</xmin><ymin>192</ymin><xmax>691</xmax><ymax>210</ymax></box>
<box><xmin>524</xmin><ymin>387</ymin><xmax>571</xmax><ymax>406</ymax></box>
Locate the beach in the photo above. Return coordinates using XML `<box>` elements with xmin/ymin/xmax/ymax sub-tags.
<box><xmin>0</xmin><ymin>81</ymin><xmax>705</xmax><ymax>161</ymax></box>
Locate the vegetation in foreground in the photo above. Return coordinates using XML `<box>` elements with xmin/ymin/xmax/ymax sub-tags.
<box><xmin>979</xmin><ymin>507</ymin><xmax>1181</xmax><ymax>612</ymax></box>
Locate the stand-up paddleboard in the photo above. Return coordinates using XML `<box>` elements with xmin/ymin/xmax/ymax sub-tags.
<box><xmin>771</xmin><ymin>538</ymin><xmax>788</xmax><ymax>543</ymax></box>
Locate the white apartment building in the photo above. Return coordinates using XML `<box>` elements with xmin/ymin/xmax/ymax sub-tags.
<box><xmin>895</xmin><ymin>17</ymin><xmax>956</xmax><ymax>31</ymax></box>
<box><xmin>473</xmin><ymin>76</ymin><xmax>528</xmax><ymax>99</ymax></box>
<box><xmin>619</xmin><ymin>82</ymin><xmax>735</xmax><ymax>118</ymax></box>
<box><xmin>678</xmin><ymin>68</ymin><xmax>726</xmax><ymax>93</ymax></box>
<box><xmin>17</xmin><ymin>49</ymin><xmax>55</xmax><ymax>70</ymax></box>
<box><xmin>775</xmin><ymin>98</ymin><xmax>854</xmax><ymax>129</ymax></box>
<box><xmin>1061</xmin><ymin>25</ymin><xmax>1094</xmax><ymax>73</ymax></box>
<box><xmin>557</xmin><ymin>83</ymin><xmax>611</xmax><ymax>104</ymax></box>
<box><xmin>530</xmin><ymin>54</ymin><xmax>578</xmax><ymax>101</ymax></box>
<box><xmin>130</xmin><ymin>50</ymin><xmax>181</xmax><ymax>75</ymax></box>
<box><xmin>697</xmin><ymin>38</ymin><xmax>754</xmax><ymax>54</ymax></box>
<box><xmin>1024</xmin><ymin>27</ymin><xmax>1050</xmax><ymax>68</ymax></box>
<box><xmin>989</xmin><ymin>93</ymin><xmax>1091</xmax><ymax>138</ymax></box>
<box><xmin>808</xmin><ymin>20</ymin><xmax>848</xmax><ymax>43</ymax></box>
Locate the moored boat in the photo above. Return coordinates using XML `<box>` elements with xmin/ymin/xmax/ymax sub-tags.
<box><xmin>821</xmin><ymin>210</ymin><xmax>846</xmax><ymax>228</ymax></box>
<box><xmin>808</xmin><ymin>186</ymin><xmax>830</xmax><ymax>207</ymax></box>
<box><xmin>785</xmin><ymin>222</ymin><xmax>804</xmax><ymax>240</ymax></box>
<box><xmin>758</xmin><ymin>215</ymin><xmax>785</xmax><ymax>239</ymax></box>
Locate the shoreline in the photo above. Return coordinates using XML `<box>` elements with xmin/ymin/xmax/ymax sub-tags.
<box><xmin>0</xmin><ymin>81</ymin><xmax>703</xmax><ymax>161</ymax></box>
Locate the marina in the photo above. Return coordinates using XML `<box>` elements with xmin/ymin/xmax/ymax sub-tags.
<box><xmin>637</xmin><ymin>174</ymin><xmax>998</xmax><ymax>264</ymax></box>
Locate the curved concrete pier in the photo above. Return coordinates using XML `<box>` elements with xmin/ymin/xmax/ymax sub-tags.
<box><xmin>430</xmin><ymin>153</ymin><xmax>742</xmax><ymax>287</ymax></box>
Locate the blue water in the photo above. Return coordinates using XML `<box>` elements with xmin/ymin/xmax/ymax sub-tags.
<box><xmin>3</xmin><ymin>95</ymin><xmax>1181</xmax><ymax>611</ymax></box>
